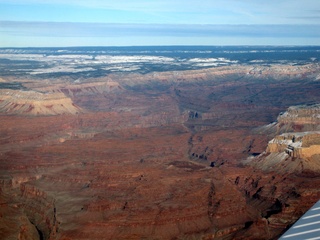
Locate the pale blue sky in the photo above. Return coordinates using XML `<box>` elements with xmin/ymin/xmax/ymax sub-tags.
<box><xmin>0</xmin><ymin>0</ymin><xmax>320</xmax><ymax>47</ymax></box>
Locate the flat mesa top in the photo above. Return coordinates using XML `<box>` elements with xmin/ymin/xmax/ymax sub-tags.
<box><xmin>280</xmin><ymin>200</ymin><xmax>320</xmax><ymax>239</ymax></box>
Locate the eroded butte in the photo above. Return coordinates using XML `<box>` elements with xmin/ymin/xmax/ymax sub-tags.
<box><xmin>1</xmin><ymin>63</ymin><xmax>320</xmax><ymax>240</ymax></box>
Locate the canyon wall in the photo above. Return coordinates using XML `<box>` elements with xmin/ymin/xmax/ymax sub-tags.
<box><xmin>1</xmin><ymin>63</ymin><xmax>320</xmax><ymax>239</ymax></box>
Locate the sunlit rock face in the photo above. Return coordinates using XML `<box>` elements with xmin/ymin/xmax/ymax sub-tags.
<box><xmin>250</xmin><ymin>131</ymin><xmax>320</xmax><ymax>174</ymax></box>
<box><xmin>248</xmin><ymin>104</ymin><xmax>320</xmax><ymax>175</ymax></box>
<box><xmin>0</xmin><ymin>89</ymin><xmax>83</xmax><ymax>115</ymax></box>
<box><xmin>1</xmin><ymin>46</ymin><xmax>320</xmax><ymax>239</ymax></box>
<box><xmin>267</xmin><ymin>132</ymin><xmax>320</xmax><ymax>158</ymax></box>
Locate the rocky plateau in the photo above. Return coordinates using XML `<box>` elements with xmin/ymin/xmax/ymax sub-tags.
<box><xmin>1</xmin><ymin>61</ymin><xmax>320</xmax><ymax>240</ymax></box>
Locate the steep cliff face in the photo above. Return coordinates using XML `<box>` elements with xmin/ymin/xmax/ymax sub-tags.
<box><xmin>276</xmin><ymin>104</ymin><xmax>320</xmax><ymax>132</ymax></box>
<box><xmin>228</xmin><ymin>168</ymin><xmax>320</xmax><ymax>240</ymax></box>
<box><xmin>249</xmin><ymin>104</ymin><xmax>320</xmax><ymax>174</ymax></box>
<box><xmin>233</xmin><ymin>104</ymin><xmax>320</xmax><ymax>239</ymax></box>
<box><xmin>0</xmin><ymin>198</ymin><xmax>41</xmax><ymax>240</ymax></box>
<box><xmin>249</xmin><ymin>132</ymin><xmax>320</xmax><ymax>174</ymax></box>
<box><xmin>267</xmin><ymin>132</ymin><xmax>320</xmax><ymax>157</ymax></box>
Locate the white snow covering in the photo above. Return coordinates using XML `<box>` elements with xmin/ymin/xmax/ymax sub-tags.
<box><xmin>188</xmin><ymin>58</ymin><xmax>237</xmax><ymax>64</ymax></box>
<box><xmin>0</xmin><ymin>51</ymin><xmax>245</xmax><ymax>74</ymax></box>
<box><xmin>30</xmin><ymin>66</ymin><xmax>95</xmax><ymax>74</ymax></box>
<box><xmin>95</xmin><ymin>55</ymin><xmax>175</xmax><ymax>63</ymax></box>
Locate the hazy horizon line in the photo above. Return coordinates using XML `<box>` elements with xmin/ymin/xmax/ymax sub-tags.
<box><xmin>1</xmin><ymin>44</ymin><xmax>320</xmax><ymax>49</ymax></box>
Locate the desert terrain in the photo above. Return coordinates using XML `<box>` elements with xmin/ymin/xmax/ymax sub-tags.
<box><xmin>1</xmin><ymin>47</ymin><xmax>320</xmax><ymax>239</ymax></box>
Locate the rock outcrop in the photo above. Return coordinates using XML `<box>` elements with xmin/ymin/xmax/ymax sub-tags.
<box><xmin>0</xmin><ymin>89</ymin><xmax>83</xmax><ymax>115</ymax></box>
<box><xmin>249</xmin><ymin>131</ymin><xmax>320</xmax><ymax>174</ymax></box>
<box><xmin>267</xmin><ymin>132</ymin><xmax>320</xmax><ymax>157</ymax></box>
<box><xmin>277</xmin><ymin>104</ymin><xmax>320</xmax><ymax>132</ymax></box>
<box><xmin>248</xmin><ymin>104</ymin><xmax>320</xmax><ymax>174</ymax></box>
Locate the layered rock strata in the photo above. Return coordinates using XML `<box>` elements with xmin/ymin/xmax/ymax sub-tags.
<box><xmin>1</xmin><ymin>63</ymin><xmax>320</xmax><ymax>239</ymax></box>
<box><xmin>0</xmin><ymin>89</ymin><xmax>82</xmax><ymax>115</ymax></box>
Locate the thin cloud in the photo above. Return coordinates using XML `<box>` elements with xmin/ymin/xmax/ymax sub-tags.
<box><xmin>288</xmin><ymin>16</ymin><xmax>320</xmax><ymax>20</ymax></box>
<box><xmin>1</xmin><ymin>0</ymin><xmax>320</xmax><ymax>22</ymax></box>
<box><xmin>1</xmin><ymin>21</ymin><xmax>320</xmax><ymax>38</ymax></box>
<box><xmin>0</xmin><ymin>0</ymin><xmax>201</xmax><ymax>12</ymax></box>
<box><xmin>0</xmin><ymin>0</ymin><xmax>320</xmax><ymax>28</ymax></box>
